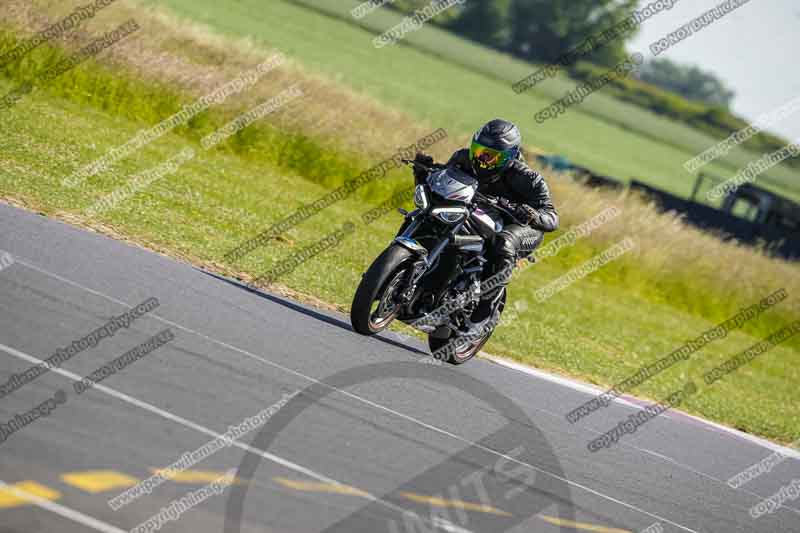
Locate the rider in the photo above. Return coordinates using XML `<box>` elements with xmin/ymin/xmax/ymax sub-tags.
<box><xmin>414</xmin><ymin>119</ymin><xmax>559</xmax><ymax>334</ymax></box>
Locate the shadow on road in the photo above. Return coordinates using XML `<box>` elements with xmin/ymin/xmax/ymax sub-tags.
<box><xmin>198</xmin><ymin>269</ymin><xmax>430</xmax><ymax>356</ymax></box>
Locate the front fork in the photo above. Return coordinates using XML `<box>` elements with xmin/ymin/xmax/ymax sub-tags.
<box><xmin>393</xmin><ymin>212</ymin><xmax>463</xmax><ymax>304</ymax></box>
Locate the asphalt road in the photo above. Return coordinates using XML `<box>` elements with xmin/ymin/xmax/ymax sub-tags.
<box><xmin>1</xmin><ymin>202</ymin><xmax>799</xmax><ymax>533</ymax></box>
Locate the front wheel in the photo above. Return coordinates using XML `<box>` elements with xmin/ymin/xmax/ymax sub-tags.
<box><xmin>351</xmin><ymin>245</ymin><xmax>414</xmax><ymax>335</ymax></box>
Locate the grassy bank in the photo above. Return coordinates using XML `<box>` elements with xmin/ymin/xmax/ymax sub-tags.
<box><xmin>138</xmin><ymin>0</ymin><xmax>800</xmax><ymax>203</ymax></box>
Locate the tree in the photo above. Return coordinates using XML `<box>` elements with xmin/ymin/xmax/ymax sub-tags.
<box><xmin>507</xmin><ymin>0</ymin><xmax>638</xmax><ymax>67</ymax></box>
<box><xmin>636</xmin><ymin>58</ymin><xmax>735</xmax><ymax>109</ymax></box>
<box><xmin>447</xmin><ymin>0</ymin><xmax>510</xmax><ymax>49</ymax></box>
<box><xmin>390</xmin><ymin>0</ymin><xmax>463</xmax><ymax>24</ymax></box>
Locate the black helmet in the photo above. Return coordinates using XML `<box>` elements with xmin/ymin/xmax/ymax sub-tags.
<box><xmin>469</xmin><ymin>119</ymin><xmax>521</xmax><ymax>182</ymax></box>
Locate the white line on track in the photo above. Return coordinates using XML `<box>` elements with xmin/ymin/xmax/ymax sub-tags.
<box><xmin>481</xmin><ymin>355</ymin><xmax>800</xmax><ymax>461</ymax></box>
<box><xmin>10</xmin><ymin>259</ymin><xmax>698</xmax><ymax>533</ymax></box>
<box><xmin>478</xmin><ymin>357</ymin><xmax>800</xmax><ymax>517</ymax></box>
<box><xmin>0</xmin><ymin>341</ymin><xmax>462</xmax><ymax>533</ymax></box>
<box><xmin>0</xmin><ymin>480</ymin><xmax>127</xmax><ymax>533</ymax></box>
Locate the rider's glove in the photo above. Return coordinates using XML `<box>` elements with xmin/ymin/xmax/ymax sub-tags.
<box><xmin>413</xmin><ymin>152</ymin><xmax>434</xmax><ymax>182</ymax></box>
<box><xmin>513</xmin><ymin>204</ymin><xmax>537</xmax><ymax>225</ymax></box>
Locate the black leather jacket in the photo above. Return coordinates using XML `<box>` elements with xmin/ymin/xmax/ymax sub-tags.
<box><xmin>446</xmin><ymin>148</ymin><xmax>559</xmax><ymax>232</ymax></box>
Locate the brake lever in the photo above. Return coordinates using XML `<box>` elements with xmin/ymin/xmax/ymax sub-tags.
<box><xmin>401</xmin><ymin>158</ymin><xmax>435</xmax><ymax>173</ymax></box>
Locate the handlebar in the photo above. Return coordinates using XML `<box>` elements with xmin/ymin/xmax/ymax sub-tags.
<box><xmin>401</xmin><ymin>158</ymin><xmax>435</xmax><ymax>172</ymax></box>
<box><xmin>402</xmin><ymin>160</ymin><xmax>526</xmax><ymax>225</ymax></box>
<box><xmin>474</xmin><ymin>193</ymin><xmax>527</xmax><ymax>225</ymax></box>
<box><xmin>474</xmin><ymin>192</ymin><xmax>512</xmax><ymax>211</ymax></box>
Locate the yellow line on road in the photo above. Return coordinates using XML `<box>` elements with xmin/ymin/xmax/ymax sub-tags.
<box><xmin>398</xmin><ymin>491</ymin><xmax>512</xmax><ymax>517</ymax></box>
<box><xmin>0</xmin><ymin>481</ymin><xmax>61</xmax><ymax>508</ymax></box>
<box><xmin>273</xmin><ymin>477</ymin><xmax>370</xmax><ymax>498</ymax></box>
<box><xmin>61</xmin><ymin>471</ymin><xmax>138</xmax><ymax>494</ymax></box>
<box><xmin>151</xmin><ymin>468</ymin><xmax>243</xmax><ymax>484</ymax></box>
<box><xmin>540</xmin><ymin>515</ymin><xmax>632</xmax><ymax>533</ymax></box>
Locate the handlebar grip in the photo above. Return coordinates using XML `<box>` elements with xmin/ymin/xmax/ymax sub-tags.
<box><xmin>403</xmin><ymin>158</ymin><xmax>434</xmax><ymax>172</ymax></box>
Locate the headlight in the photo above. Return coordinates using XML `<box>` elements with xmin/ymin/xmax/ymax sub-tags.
<box><xmin>414</xmin><ymin>185</ymin><xmax>429</xmax><ymax>210</ymax></box>
<box><xmin>431</xmin><ymin>207</ymin><xmax>467</xmax><ymax>225</ymax></box>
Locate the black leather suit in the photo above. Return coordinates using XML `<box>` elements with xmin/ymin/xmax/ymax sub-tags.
<box><xmin>445</xmin><ymin>148</ymin><xmax>559</xmax><ymax>301</ymax></box>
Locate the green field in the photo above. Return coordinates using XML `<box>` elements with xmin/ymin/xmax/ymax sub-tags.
<box><xmin>0</xmin><ymin>0</ymin><xmax>798</xmax><ymax>444</ymax></box>
<box><xmin>137</xmin><ymin>0</ymin><xmax>800</xmax><ymax>203</ymax></box>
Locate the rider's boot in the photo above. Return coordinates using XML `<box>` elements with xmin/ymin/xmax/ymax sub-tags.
<box><xmin>462</xmin><ymin>286</ymin><xmax>504</xmax><ymax>338</ymax></box>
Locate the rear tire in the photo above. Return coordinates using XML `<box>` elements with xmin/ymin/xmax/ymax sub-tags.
<box><xmin>426</xmin><ymin>290</ymin><xmax>506</xmax><ymax>365</ymax></box>
<box><xmin>351</xmin><ymin>245</ymin><xmax>414</xmax><ymax>335</ymax></box>
<box><xmin>428</xmin><ymin>332</ymin><xmax>493</xmax><ymax>365</ymax></box>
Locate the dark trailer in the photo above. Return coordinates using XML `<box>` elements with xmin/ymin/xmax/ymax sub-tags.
<box><xmin>630</xmin><ymin>174</ymin><xmax>800</xmax><ymax>261</ymax></box>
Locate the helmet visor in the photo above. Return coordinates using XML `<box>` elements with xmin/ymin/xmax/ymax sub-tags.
<box><xmin>470</xmin><ymin>140</ymin><xmax>514</xmax><ymax>172</ymax></box>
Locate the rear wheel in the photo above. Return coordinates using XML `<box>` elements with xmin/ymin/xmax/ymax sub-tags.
<box><xmin>428</xmin><ymin>332</ymin><xmax>492</xmax><ymax>365</ymax></box>
<box><xmin>427</xmin><ymin>290</ymin><xmax>506</xmax><ymax>364</ymax></box>
<box><xmin>351</xmin><ymin>245</ymin><xmax>414</xmax><ymax>335</ymax></box>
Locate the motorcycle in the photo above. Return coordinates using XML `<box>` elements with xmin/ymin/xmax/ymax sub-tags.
<box><xmin>350</xmin><ymin>159</ymin><xmax>526</xmax><ymax>364</ymax></box>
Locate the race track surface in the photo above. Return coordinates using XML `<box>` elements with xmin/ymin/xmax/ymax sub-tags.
<box><xmin>1</xmin><ymin>202</ymin><xmax>799</xmax><ymax>533</ymax></box>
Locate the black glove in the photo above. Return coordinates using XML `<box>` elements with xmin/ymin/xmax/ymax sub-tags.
<box><xmin>513</xmin><ymin>204</ymin><xmax>537</xmax><ymax>225</ymax></box>
<box><xmin>413</xmin><ymin>152</ymin><xmax>434</xmax><ymax>182</ymax></box>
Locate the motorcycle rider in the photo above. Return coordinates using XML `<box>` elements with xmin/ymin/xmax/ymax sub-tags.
<box><xmin>414</xmin><ymin>119</ymin><xmax>559</xmax><ymax>335</ymax></box>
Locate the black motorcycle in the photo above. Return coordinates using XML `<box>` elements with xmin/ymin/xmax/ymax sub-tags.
<box><xmin>350</xmin><ymin>159</ymin><xmax>525</xmax><ymax>364</ymax></box>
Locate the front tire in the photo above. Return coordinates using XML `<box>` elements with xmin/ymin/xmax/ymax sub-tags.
<box><xmin>351</xmin><ymin>245</ymin><xmax>414</xmax><ymax>335</ymax></box>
